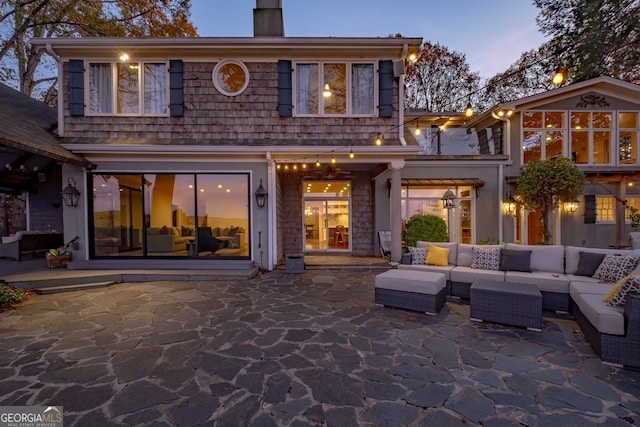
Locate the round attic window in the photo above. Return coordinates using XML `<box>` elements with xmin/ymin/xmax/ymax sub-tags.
<box><xmin>212</xmin><ymin>60</ymin><xmax>249</xmax><ymax>96</ymax></box>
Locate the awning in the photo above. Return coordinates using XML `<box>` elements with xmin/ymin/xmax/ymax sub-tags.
<box><xmin>401</xmin><ymin>178</ymin><xmax>485</xmax><ymax>188</ymax></box>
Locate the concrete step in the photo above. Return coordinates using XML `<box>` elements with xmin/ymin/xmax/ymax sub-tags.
<box><xmin>34</xmin><ymin>281</ymin><xmax>116</xmax><ymax>295</ymax></box>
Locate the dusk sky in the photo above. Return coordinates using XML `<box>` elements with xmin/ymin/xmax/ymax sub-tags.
<box><xmin>190</xmin><ymin>0</ymin><xmax>548</xmax><ymax>79</ymax></box>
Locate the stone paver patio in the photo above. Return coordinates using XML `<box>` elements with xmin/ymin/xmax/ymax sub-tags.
<box><xmin>1</xmin><ymin>267</ymin><xmax>639</xmax><ymax>426</ymax></box>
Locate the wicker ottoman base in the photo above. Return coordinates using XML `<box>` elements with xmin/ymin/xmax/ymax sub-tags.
<box><xmin>375</xmin><ymin>270</ymin><xmax>446</xmax><ymax>315</ymax></box>
<box><xmin>470</xmin><ymin>279</ymin><xmax>542</xmax><ymax>331</ymax></box>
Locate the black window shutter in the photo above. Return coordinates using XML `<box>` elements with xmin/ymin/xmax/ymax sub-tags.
<box><xmin>68</xmin><ymin>60</ymin><xmax>84</xmax><ymax>116</ymax></box>
<box><xmin>378</xmin><ymin>60</ymin><xmax>394</xmax><ymax>118</ymax></box>
<box><xmin>277</xmin><ymin>60</ymin><xmax>293</xmax><ymax>117</ymax></box>
<box><xmin>584</xmin><ymin>195</ymin><xmax>596</xmax><ymax>223</ymax></box>
<box><xmin>169</xmin><ymin>60</ymin><xmax>184</xmax><ymax>117</ymax></box>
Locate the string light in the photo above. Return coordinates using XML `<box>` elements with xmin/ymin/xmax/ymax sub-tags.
<box><xmin>316</xmin><ymin>156</ymin><xmax>321</xmax><ymax>167</ymax></box>
<box><xmin>375</xmin><ymin>134</ymin><xmax>383</xmax><ymax>145</ymax></box>
<box><xmin>349</xmin><ymin>147</ymin><xmax>355</xmax><ymax>159</ymax></box>
<box><xmin>331</xmin><ymin>152</ymin><xmax>336</xmax><ymax>164</ymax></box>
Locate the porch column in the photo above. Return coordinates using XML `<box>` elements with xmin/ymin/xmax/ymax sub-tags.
<box><xmin>390</xmin><ymin>160</ymin><xmax>404</xmax><ymax>262</ymax></box>
<box><xmin>615</xmin><ymin>182</ymin><xmax>627</xmax><ymax>247</ymax></box>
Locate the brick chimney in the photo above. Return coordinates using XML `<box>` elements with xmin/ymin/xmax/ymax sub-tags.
<box><xmin>253</xmin><ymin>0</ymin><xmax>284</xmax><ymax>37</ymax></box>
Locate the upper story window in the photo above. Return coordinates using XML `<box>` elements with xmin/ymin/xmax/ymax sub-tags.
<box><xmin>522</xmin><ymin>110</ymin><xmax>639</xmax><ymax>166</ymax></box>
<box><xmin>294</xmin><ymin>62</ymin><xmax>376</xmax><ymax>116</ymax></box>
<box><xmin>570</xmin><ymin>111</ymin><xmax>612</xmax><ymax>164</ymax></box>
<box><xmin>88</xmin><ymin>61</ymin><xmax>168</xmax><ymax>116</ymax></box>
<box><xmin>522</xmin><ymin>111</ymin><xmax>565</xmax><ymax>163</ymax></box>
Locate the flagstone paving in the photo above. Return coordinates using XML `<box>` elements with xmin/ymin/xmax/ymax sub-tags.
<box><xmin>1</xmin><ymin>267</ymin><xmax>639</xmax><ymax>426</ymax></box>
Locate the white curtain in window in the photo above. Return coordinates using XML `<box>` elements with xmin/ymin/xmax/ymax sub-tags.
<box><xmin>89</xmin><ymin>63</ymin><xmax>112</xmax><ymax>113</ymax></box>
<box><xmin>144</xmin><ymin>63</ymin><xmax>167</xmax><ymax>114</ymax></box>
<box><xmin>352</xmin><ymin>64</ymin><xmax>374</xmax><ymax>115</ymax></box>
<box><xmin>296</xmin><ymin>64</ymin><xmax>314</xmax><ymax>114</ymax></box>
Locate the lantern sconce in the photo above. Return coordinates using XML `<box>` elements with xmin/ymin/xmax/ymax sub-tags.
<box><xmin>255</xmin><ymin>179</ymin><xmax>267</xmax><ymax>208</ymax></box>
<box><xmin>503</xmin><ymin>192</ymin><xmax>517</xmax><ymax>217</ymax></box>
<box><xmin>563</xmin><ymin>198</ymin><xmax>579</xmax><ymax>214</ymax></box>
<box><xmin>441</xmin><ymin>188</ymin><xmax>456</xmax><ymax>209</ymax></box>
<box><xmin>61</xmin><ymin>177</ymin><xmax>81</xmax><ymax>207</ymax></box>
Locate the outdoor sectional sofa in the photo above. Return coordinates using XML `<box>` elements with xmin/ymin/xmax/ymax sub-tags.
<box><xmin>399</xmin><ymin>241</ymin><xmax>640</xmax><ymax>368</ymax></box>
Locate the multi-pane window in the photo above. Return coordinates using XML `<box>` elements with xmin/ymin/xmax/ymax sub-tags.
<box><xmin>626</xmin><ymin>196</ymin><xmax>640</xmax><ymax>222</ymax></box>
<box><xmin>88</xmin><ymin>62</ymin><xmax>168</xmax><ymax>116</ymax></box>
<box><xmin>619</xmin><ymin>112</ymin><xmax>639</xmax><ymax>164</ymax></box>
<box><xmin>596</xmin><ymin>196</ymin><xmax>616</xmax><ymax>223</ymax></box>
<box><xmin>522</xmin><ymin>111</ymin><xmax>565</xmax><ymax>163</ymax></box>
<box><xmin>570</xmin><ymin>111</ymin><xmax>612</xmax><ymax>164</ymax></box>
<box><xmin>294</xmin><ymin>62</ymin><xmax>375</xmax><ymax>116</ymax></box>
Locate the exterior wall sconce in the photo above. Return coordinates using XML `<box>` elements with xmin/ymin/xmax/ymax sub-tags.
<box><xmin>255</xmin><ymin>179</ymin><xmax>267</xmax><ymax>208</ymax></box>
<box><xmin>563</xmin><ymin>198</ymin><xmax>579</xmax><ymax>214</ymax></box>
<box><xmin>441</xmin><ymin>189</ymin><xmax>456</xmax><ymax>209</ymax></box>
<box><xmin>61</xmin><ymin>177</ymin><xmax>81</xmax><ymax>207</ymax></box>
<box><xmin>503</xmin><ymin>192</ymin><xmax>517</xmax><ymax>216</ymax></box>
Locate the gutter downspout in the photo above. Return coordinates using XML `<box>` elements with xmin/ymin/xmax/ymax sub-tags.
<box><xmin>266</xmin><ymin>151</ymin><xmax>277</xmax><ymax>271</ymax></box>
<box><xmin>46</xmin><ymin>44</ymin><xmax>64</xmax><ymax>137</ymax></box>
<box><xmin>399</xmin><ymin>44</ymin><xmax>407</xmax><ymax>146</ymax></box>
<box><xmin>492</xmin><ymin>111</ymin><xmax>512</xmax><ymax>243</ymax></box>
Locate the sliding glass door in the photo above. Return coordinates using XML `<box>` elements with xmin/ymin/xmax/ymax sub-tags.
<box><xmin>303</xmin><ymin>181</ymin><xmax>351</xmax><ymax>252</ymax></box>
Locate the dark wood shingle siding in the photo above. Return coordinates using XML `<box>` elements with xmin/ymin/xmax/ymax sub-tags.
<box><xmin>63</xmin><ymin>61</ymin><xmax>399</xmax><ymax>145</ymax></box>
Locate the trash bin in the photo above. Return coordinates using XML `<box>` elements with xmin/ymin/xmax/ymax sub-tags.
<box><xmin>286</xmin><ymin>253</ymin><xmax>304</xmax><ymax>273</ymax></box>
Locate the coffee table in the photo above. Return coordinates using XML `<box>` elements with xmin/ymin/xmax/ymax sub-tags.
<box><xmin>470</xmin><ymin>279</ymin><xmax>542</xmax><ymax>332</ymax></box>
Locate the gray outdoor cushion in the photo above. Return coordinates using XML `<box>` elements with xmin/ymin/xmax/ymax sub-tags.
<box><xmin>575</xmin><ymin>251</ymin><xmax>606</xmax><ymax>276</ymax></box>
<box><xmin>500</xmin><ymin>248</ymin><xmax>532</xmax><ymax>272</ymax></box>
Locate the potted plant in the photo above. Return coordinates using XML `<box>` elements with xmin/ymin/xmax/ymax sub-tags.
<box><xmin>628</xmin><ymin>206</ymin><xmax>640</xmax><ymax>249</ymax></box>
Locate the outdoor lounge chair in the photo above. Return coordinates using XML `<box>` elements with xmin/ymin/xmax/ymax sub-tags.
<box><xmin>378</xmin><ymin>230</ymin><xmax>391</xmax><ymax>258</ymax></box>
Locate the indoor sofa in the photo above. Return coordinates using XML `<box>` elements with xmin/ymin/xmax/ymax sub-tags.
<box><xmin>399</xmin><ymin>241</ymin><xmax>640</xmax><ymax>368</ymax></box>
<box><xmin>146</xmin><ymin>226</ymin><xmax>194</xmax><ymax>253</ymax></box>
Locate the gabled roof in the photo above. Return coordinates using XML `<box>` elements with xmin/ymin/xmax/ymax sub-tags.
<box><xmin>467</xmin><ymin>76</ymin><xmax>640</xmax><ymax>129</ymax></box>
<box><xmin>499</xmin><ymin>76</ymin><xmax>640</xmax><ymax>111</ymax></box>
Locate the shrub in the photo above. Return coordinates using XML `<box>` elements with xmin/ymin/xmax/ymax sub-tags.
<box><xmin>403</xmin><ymin>214</ymin><xmax>448</xmax><ymax>247</ymax></box>
<box><xmin>0</xmin><ymin>284</ymin><xmax>31</xmax><ymax>312</ymax></box>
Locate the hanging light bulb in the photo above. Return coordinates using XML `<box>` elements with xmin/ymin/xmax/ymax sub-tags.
<box><xmin>349</xmin><ymin>148</ymin><xmax>355</xmax><ymax>159</ymax></box>
<box><xmin>284</xmin><ymin>164</ymin><xmax>289</xmax><ymax>170</ymax></box>
<box><xmin>375</xmin><ymin>134</ymin><xmax>382</xmax><ymax>146</ymax></box>
<box><xmin>552</xmin><ymin>67</ymin><xmax>566</xmax><ymax>85</ymax></box>
<box><xmin>331</xmin><ymin>152</ymin><xmax>336</xmax><ymax>164</ymax></box>
<box><xmin>465</xmin><ymin>101</ymin><xmax>474</xmax><ymax>117</ymax></box>
<box><xmin>277</xmin><ymin>163</ymin><xmax>281</xmax><ymax>170</ymax></box>
<box><xmin>316</xmin><ymin>156</ymin><xmax>321</xmax><ymax>167</ymax></box>
<box><xmin>293</xmin><ymin>164</ymin><xmax>298</xmax><ymax>170</ymax></box>
<box><xmin>302</xmin><ymin>163</ymin><xmax>307</xmax><ymax>169</ymax></box>
<box><xmin>414</xmin><ymin>121</ymin><xmax>421</xmax><ymax>136</ymax></box>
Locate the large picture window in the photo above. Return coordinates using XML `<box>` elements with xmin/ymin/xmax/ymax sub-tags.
<box><xmin>90</xmin><ymin>173</ymin><xmax>250</xmax><ymax>258</ymax></box>
<box><xmin>88</xmin><ymin>62</ymin><xmax>168</xmax><ymax>116</ymax></box>
<box><xmin>294</xmin><ymin>61</ymin><xmax>375</xmax><ymax>116</ymax></box>
<box><xmin>522</xmin><ymin>111</ymin><xmax>566</xmax><ymax>163</ymax></box>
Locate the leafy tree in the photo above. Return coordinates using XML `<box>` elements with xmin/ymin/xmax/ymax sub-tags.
<box><xmin>404</xmin><ymin>41</ymin><xmax>482</xmax><ymax>113</ymax></box>
<box><xmin>0</xmin><ymin>0</ymin><xmax>197</xmax><ymax>99</ymax></box>
<box><xmin>403</xmin><ymin>214</ymin><xmax>449</xmax><ymax>247</ymax></box>
<box><xmin>517</xmin><ymin>157</ymin><xmax>585</xmax><ymax>244</ymax></box>
<box><xmin>481</xmin><ymin>44</ymin><xmax>560</xmax><ymax>106</ymax></box>
<box><xmin>534</xmin><ymin>0</ymin><xmax>640</xmax><ymax>84</ymax></box>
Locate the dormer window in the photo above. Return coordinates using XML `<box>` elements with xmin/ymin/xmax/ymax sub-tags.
<box><xmin>87</xmin><ymin>61</ymin><xmax>169</xmax><ymax>116</ymax></box>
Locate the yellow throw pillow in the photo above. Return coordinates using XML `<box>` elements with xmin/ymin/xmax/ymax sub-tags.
<box><xmin>425</xmin><ymin>244</ymin><xmax>450</xmax><ymax>266</ymax></box>
<box><xmin>603</xmin><ymin>274</ymin><xmax>636</xmax><ymax>303</ymax></box>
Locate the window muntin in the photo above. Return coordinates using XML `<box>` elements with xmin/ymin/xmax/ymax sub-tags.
<box><xmin>523</xmin><ymin>110</ymin><xmax>639</xmax><ymax>166</ymax></box>
<box><xmin>619</xmin><ymin>112</ymin><xmax>638</xmax><ymax>164</ymax></box>
<box><xmin>400</xmin><ymin>186</ymin><xmax>474</xmax><ymax>243</ymax></box>
<box><xmin>522</xmin><ymin>111</ymin><xmax>565</xmax><ymax>163</ymax></box>
<box><xmin>626</xmin><ymin>196</ymin><xmax>640</xmax><ymax>223</ymax></box>
<box><xmin>294</xmin><ymin>61</ymin><xmax>376</xmax><ymax>116</ymax></box>
<box><xmin>596</xmin><ymin>195</ymin><xmax>615</xmax><ymax>223</ymax></box>
<box><xmin>88</xmin><ymin>61</ymin><xmax>168</xmax><ymax>116</ymax></box>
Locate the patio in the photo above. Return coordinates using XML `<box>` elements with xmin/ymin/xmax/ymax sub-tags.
<box><xmin>0</xmin><ymin>263</ymin><xmax>639</xmax><ymax>426</ymax></box>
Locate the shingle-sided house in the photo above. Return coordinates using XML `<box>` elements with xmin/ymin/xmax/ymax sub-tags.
<box><xmin>31</xmin><ymin>1</ymin><xmax>640</xmax><ymax>273</ymax></box>
<box><xmin>32</xmin><ymin>1</ymin><xmax>423</xmax><ymax>270</ymax></box>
